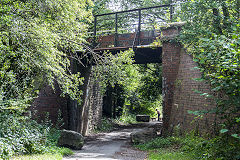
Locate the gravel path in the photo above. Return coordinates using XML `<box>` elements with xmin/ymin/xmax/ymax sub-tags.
<box><xmin>62</xmin><ymin>127</ymin><xmax>148</xmax><ymax>160</ymax></box>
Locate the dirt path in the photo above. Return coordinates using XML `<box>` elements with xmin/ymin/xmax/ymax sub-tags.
<box><xmin>62</xmin><ymin>127</ymin><xmax>148</xmax><ymax>160</ymax></box>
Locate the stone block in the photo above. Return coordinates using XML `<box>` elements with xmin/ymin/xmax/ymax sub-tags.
<box><xmin>130</xmin><ymin>128</ymin><xmax>157</xmax><ymax>144</ymax></box>
<box><xmin>58</xmin><ymin>129</ymin><xmax>84</xmax><ymax>150</ymax></box>
<box><xmin>136</xmin><ymin>115</ymin><xmax>150</xmax><ymax>122</ymax></box>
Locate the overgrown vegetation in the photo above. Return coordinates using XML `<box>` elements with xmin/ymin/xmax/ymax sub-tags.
<box><xmin>95</xmin><ymin>62</ymin><xmax>163</xmax><ymax>119</ymax></box>
<box><xmin>0</xmin><ymin>0</ymin><xmax>94</xmax><ymax>108</ymax></box>
<box><xmin>10</xmin><ymin>154</ymin><xmax>63</xmax><ymax>160</ymax></box>
<box><xmin>178</xmin><ymin>0</ymin><xmax>240</xmax><ymax>138</ymax></box>
<box><xmin>0</xmin><ymin>0</ymin><xmax>94</xmax><ymax>159</ymax></box>
<box><xmin>95</xmin><ymin>114</ymin><xmax>138</xmax><ymax>132</ymax></box>
<box><xmin>1</xmin><ymin>0</ymin><xmax>239</xmax><ymax>159</ymax></box>
<box><xmin>95</xmin><ymin>117</ymin><xmax>116</xmax><ymax>132</ymax></box>
<box><xmin>138</xmin><ymin>0</ymin><xmax>240</xmax><ymax>159</ymax></box>
<box><xmin>136</xmin><ymin>133</ymin><xmax>240</xmax><ymax>160</ymax></box>
<box><xmin>0</xmin><ymin>110</ymin><xmax>73</xmax><ymax>159</ymax></box>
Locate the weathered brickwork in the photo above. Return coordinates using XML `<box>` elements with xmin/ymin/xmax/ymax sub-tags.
<box><xmin>169</xmin><ymin>49</ymin><xmax>217</xmax><ymax>135</ymax></box>
<box><xmin>31</xmin><ymin>84</ymin><xmax>69</xmax><ymax>128</ymax></box>
<box><xmin>76</xmin><ymin>68</ymin><xmax>103</xmax><ymax>136</ymax></box>
<box><xmin>161</xmin><ymin>24</ymin><xmax>217</xmax><ymax>135</ymax></box>
<box><xmin>31</xmin><ymin>65</ymin><xmax>103</xmax><ymax>136</ymax></box>
<box><xmin>162</xmin><ymin>40</ymin><xmax>181</xmax><ymax>134</ymax></box>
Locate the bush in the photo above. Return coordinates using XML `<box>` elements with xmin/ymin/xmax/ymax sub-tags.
<box><xmin>0</xmin><ymin>110</ymin><xmax>71</xmax><ymax>160</ymax></box>
<box><xmin>0</xmin><ymin>111</ymin><xmax>46</xmax><ymax>159</ymax></box>
<box><xmin>95</xmin><ymin>117</ymin><xmax>115</xmax><ymax>132</ymax></box>
<box><xmin>136</xmin><ymin>133</ymin><xmax>240</xmax><ymax>160</ymax></box>
<box><xmin>118</xmin><ymin>114</ymin><xmax>137</xmax><ymax>124</ymax></box>
<box><xmin>136</xmin><ymin>137</ymin><xmax>180</xmax><ymax>151</ymax></box>
<box><xmin>179</xmin><ymin>134</ymin><xmax>240</xmax><ymax>159</ymax></box>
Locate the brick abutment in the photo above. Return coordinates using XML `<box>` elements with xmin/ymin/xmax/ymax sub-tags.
<box><xmin>31</xmin><ymin>23</ymin><xmax>217</xmax><ymax>135</ymax></box>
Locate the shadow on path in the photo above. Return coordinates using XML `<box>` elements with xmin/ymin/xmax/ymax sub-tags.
<box><xmin>62</xmin><ymin>124</ymin><xmax>153</xmax><ymax>160</ymax></box>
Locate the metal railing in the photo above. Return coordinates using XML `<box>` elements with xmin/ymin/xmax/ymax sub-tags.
<box><xmin>93</xmin><ymin>4</ymin><xmax>174</xmax><ymax>48</ymax></box>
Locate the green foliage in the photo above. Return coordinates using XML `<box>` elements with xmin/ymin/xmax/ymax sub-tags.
<box><xmin>0</xmin><ymin>1</ymin><xmax>93</xmax><ymax>157</ymax></box>
<box><xmin>93</xmin><ymin>49</ymin><xmax>135</xmax><ymax>91</ymax></box>
<box><xmin>11</xmin><ymin>154</ymin><xmax>63</xmax><ymax>160</ymax></box>
<box><xmin>123</xmin><ymin>64</ymin><xmax>162</xmax><ymax>117</ymax></box>
<box><xmin>0</xmin><ymin>0</ymin><xmax>94</xmax><ymax>109</ymax></box>
<box><xmin>138</xmin><ymin>64</ymin><xmax>162</xmax><ymax>102</ymax></box>
<box><xmin>47</xmin><ymin>147</ymin><xmax>73</xmax><ymax>157</ymax></box>
<box><xmin>136</xmin><ymin>133</ymin><xmax>240</xmax><ymax>160</ymax></box>
<box><xmin>0</xmin><ymin>111</ymin><xmax>71</xmax><ymax>159</ymax></box>
<box><xmin>95</xmin><ymin>117</ymin><xmax>116</xmax><ymax>132</ymax></box>
<box><xmin>136</xmin><ymin>137</ymin><xmax>179</xmax><ymax>150</ymax></box>
<box><xmin>109</xmin><ymin>0</ymin><xmax>172</xmax><ymax>11</ymax></box>
<box><xmin>149</xmin><ymin>150</ymin><xmax>193</xmax><ymax>160</ymax></box>
<box><xmin>118</xmin><ymin>113</ymin><xmax>137</xmax><ymax>124</ymax></box>
<box><xmin>94</xmin><ymin>53</ymin><xmax>163</xmax><ymax>117</ymax></box>
<box><xmin>0</xmin><ymin>111</ymin><xmax>45</xmax><ymax>159</ymax></box>
<box><xmin>136</xmin><ymin>136</ymin><xmax>194</xmax><ymax>159</ymax></box>
<box><xmin>178</xmin><ymin>0</ymin><xmax>240</xmax><ymax>138</ymax></box>
<box><xmin>179</xmin><ymin>134</ymin><xmax>240</xmax><ymax>160</ymax></box>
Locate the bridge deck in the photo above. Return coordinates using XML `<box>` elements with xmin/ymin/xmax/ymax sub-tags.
<box><xmin>94</xmin><ymin>45</ymin><xmax>162</xmax><ymax>64</ymax></box>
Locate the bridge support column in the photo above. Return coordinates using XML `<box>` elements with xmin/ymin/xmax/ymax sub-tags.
<box><xmin>161</xmin><ymin>24</ymin><xmax>182</xmax><ymax>135</ymax></box>
<box><xmin>68</xmin><ymin>58</ymin><xmax>103</xmax><ymax>136</ymax></box>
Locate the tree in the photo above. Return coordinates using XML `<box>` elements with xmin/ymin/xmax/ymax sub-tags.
<box><xmin>0</xmin><ymin>0</ymin><xmax>93</xmax><ymax>109</ymax></box>
<box><xmin>179</xmin><ymin>0</ymin><xmax>240</xmax><ymax>138</ymax></box>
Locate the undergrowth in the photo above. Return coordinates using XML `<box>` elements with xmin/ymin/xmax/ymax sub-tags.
<box><xmin>10</xmin><ymin>154</ymin><xmax>63</xmax><ymax>160</ymax></box>
<box><xmin>95</xmin><ymin>117</ymin><xmax>116</xmax><ymax>132</ymax></box>
<box><xmin>135</xmin><ymin>133</ymin><xmax>240</xmax><ymax>160</ymax></box>
<box><xmin>95</xmin><ymin>114</ymin><xmax>138</xmax><ymax>133</ymax></box>
<box><xmin>118</xmin><ymin>113</ymin><xmax>137</xmax><ymax>124</ymax></box>
<box><xmin>0</xmin><ymin>110</ymin><xmax>73</xmax><ymax>160</ymax></box>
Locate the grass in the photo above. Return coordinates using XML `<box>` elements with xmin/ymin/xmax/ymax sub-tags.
<box><xmin>49</xmin><ymin>147</ymin><xmax>74</xmax><ymax>157</ymax></box>
<box><xmin>10</xmin><ymin>154</ymin><xmax>62</xmax><ymax>160</ymax></box>
<box><xmin>10</xmin><ymin>147</ymin><xmax>73</xmax><ymax>160</ymax></box>
<box><xmin>135</xmin><ymin>137</ymin><xmax>195</xmax><ymax>160</ymax></box>
<box><xmin>134</xmin><ymin>136</ymin><xmax>201</xmax><ymax>160</ymax></box>
<box><xmin>149</xmin><ymin>149</ymin><xmax>194</xmax><ymax>160</ymax></box>
<box><xmin>118</xmin><ymin>114</ymin><xmax>137</xmax><ymax>124</ymax></box>
<box><xmin>135</xmin><ymin>133</ymin><xmax>240</xmax><ymax>160</ymax></box>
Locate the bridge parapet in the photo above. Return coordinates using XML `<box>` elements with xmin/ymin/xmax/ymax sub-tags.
<box><xmin>91</xmin><ymin>4</ymin><xmax>176</xmax><ymax>49</ymax></box>
<box><xmin>96</xmin><ymin>30</ymin><xmax>159</xmax><ymax>49</ymax></box>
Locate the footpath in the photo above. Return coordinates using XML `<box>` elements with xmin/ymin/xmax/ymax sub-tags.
<box><xmin>62</xmin><ymin>122</ymin><xmax>161</xmax><ymax>160</ymax></box>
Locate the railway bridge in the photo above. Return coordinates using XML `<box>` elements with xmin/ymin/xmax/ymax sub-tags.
<box><xmin>32</xmin><ymin>4</ymin><xmax>217</xmax><ymax>136</ymax></box>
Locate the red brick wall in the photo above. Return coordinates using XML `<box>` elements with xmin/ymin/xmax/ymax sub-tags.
<box><xmin>31</xmin><ymin>65</ymin><xmax>103</xmax><ymax>136</ymax></box>
<box><xmin>31</xmin><ymin>84</ymin><xmax>69</xmax><ymax>128</ymax></box>
<box><xmin>162</xmin><ymin>40</ymin><xmax>181</xmax><ymax>134</ymax></box>
<box><xmin>161</xmin><ymin>25</ymin><xmax>217</xmax><ymax>135</ymax></box>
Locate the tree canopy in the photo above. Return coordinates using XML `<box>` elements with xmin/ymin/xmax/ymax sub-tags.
<box><xmin>0</xmin><ymin>0</ymin><xmax>93</xmax><ymax>109</ymax></box>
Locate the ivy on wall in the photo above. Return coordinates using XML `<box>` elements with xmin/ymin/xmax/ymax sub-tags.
<box><xmin>178</xmin><ymin>0</ymin><xmax>240</xmax><ymax>138</ymax></box>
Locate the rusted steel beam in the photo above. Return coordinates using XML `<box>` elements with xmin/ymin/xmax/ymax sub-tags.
<box><xmin>93</xmin><ymin>46</ymin><xmax>131</xmax><ymax>52</ymax></box>
<box><xmin>93</xmin><ymin>44</ymin><xmax>160</xmax><ymax>52</ymax></box>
